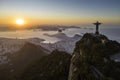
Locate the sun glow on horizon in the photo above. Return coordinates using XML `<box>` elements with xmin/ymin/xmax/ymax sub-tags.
<box><xmin>16</xmin><ymin>19</ymin><xmax>24</xmax><ymax>25</ymax></box>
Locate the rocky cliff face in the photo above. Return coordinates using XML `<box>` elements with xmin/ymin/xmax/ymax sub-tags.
<box><xmin>68</xmin><ymin>33</ymin><xmax>120</xmax><ymax>80</ymax></box>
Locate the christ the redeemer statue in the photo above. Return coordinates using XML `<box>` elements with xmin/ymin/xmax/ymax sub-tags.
<box><xmin>93</xmin><ymin>21</ymin><xmax>101</xmax><ymax>35</ymax></box>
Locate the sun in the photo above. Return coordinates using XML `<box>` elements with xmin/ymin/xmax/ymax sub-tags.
<box><xmin>16</xmin><ymin>19</ymin><xmax>24</xmax><ymax>25</ymax></box>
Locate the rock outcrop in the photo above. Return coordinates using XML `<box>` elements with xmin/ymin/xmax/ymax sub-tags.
<box><xmin>68</xmin><ymin>33</ymin><xmax>120</xmax><ymax>80</ymax></box>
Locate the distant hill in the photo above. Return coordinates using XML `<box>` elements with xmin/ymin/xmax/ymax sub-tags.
<box><xmin>40</xmin><ymin>34</ymin><xmax>82</xmax><ymax>53</ymax></box>
<box><xmin>0</xmin><ymin>42</ymin><xmax>49</xmax><ymax>80</ymax></box>
<box><xmin>20</xmin><ymin>50</ymin><xmax>71</xmax><ymax>80</ymax></box>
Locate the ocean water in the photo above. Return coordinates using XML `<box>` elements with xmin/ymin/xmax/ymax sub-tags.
<box><xmin>0</xmin><ymin>27</ymin><xmax>120</xmax><ymax>43</ymax></box>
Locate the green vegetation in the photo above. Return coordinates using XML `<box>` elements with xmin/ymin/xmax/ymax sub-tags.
<box><xmin>20</xmin><ymin>50</ymin><xmax>71</xmax><ymax>80</ymax></box>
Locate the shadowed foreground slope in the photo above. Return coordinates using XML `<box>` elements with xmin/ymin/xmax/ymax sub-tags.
<box><xmin>20</xmin><ymin>50</ymin><xmax>71</xmax><ymax>80</ymax></box>
<box><xmin>0</xmin><ymin>42</ymin><xmax>49</xmax><ymax>80</ymax></box>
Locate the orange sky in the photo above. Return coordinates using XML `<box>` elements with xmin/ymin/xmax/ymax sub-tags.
<box><xmin>0</xmin><ymin>0</ymin><xmax>120</xmax><ymax>26</ymax></box>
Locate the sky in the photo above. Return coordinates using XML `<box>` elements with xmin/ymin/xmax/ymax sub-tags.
<box><xmin>0</xmin><ymin>0</ymin><xmax>120</xmax><ymax>26</ymax></box>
